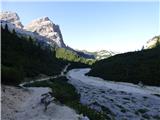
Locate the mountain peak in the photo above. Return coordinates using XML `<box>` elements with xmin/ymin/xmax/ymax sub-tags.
<box><xmin>0</xmin><ymin>11</ymin><xmax>23</xmax><ymax>28</ymax></box>
<box><xmin>30</xmin><ymin>16</ymin><xmax>51</xmax><ymax>23</ymax></box>
<box><xmin>0</xmin><ymin>11</ymin><xmax>66</xmax><ymax>48</ymax></box>
<box><xmin>24</xmin><ymin>16</ymin><xmax>66</xmax><ymax>48</ymax></box>
<box><xmin>40</xmin><ymin>16</ymin><xmax>50</xmax><ymax>21</ymax></box>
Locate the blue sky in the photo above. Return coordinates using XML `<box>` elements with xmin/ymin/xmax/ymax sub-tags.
<box><xmin>1</xmin><ymin>1</ymin><xmax>159</xmax><ymax>52</ymax></box>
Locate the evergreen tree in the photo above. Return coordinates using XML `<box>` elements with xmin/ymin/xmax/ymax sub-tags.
<box><xmin>155</xmin><ymin>39</ymin><xmax>160</xmax><ymax>47</ymax></box>
<box><xmin>5</xmin><ymin>24</ymin><xmax>9</xmax><ymax>32</ymax></box>
<box><xmin>12</xmin><ymin>29</ymin><xmax>16</xmax><ymax>35</ymax></box>
<box><xmin>1</xmin><ymin>26</ymin><xmax>67</xmax><ymax>85</ymax></box>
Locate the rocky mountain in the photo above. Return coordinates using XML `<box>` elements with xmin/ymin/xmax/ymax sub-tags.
<box><xmin>1</xmin><ymin>20</ymin><xmax>57</xmax><ymax>49</ymax></box>
<box><xmin>0</xmin><ymin>11</ymin><xmax>66</xmax><ymax>48</ymax></box>
<box><xmin>144</xmin><ymin>35</ymin><xmax>160</xmax><ymax>49</ymax></box>
<box><xmin>24</xmin><ymin>17</ymin><xmax>66</xmax><ymax>48</ymax></box>
<box><xmin>0</xmin><ymin>11</ymin><xmax>57</xmax><ymax>49</ymax></box>
<box><xmin>0</xmin><ymin>11</ymin><xmax>94</xmax><ymax>59</ymax></box>
<box><xmin>0</xmin><ymin>11</ymin><xmax>23</xmax><ymax>29</ymax></box>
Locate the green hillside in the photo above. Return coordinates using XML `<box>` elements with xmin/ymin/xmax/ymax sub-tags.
<box><xmin>56</xmin><ymin>48</ymin><xmax>95</xmax><ymax>65</ymax></box>
<box><xmin>88</xmin><ymin>45</ymin><xmax>160</xmax><ymax>86</ymax></box>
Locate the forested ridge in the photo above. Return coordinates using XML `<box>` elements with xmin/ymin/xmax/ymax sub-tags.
<box><xmin>88</xmin><ymin>41</ymin><xmax>160</xmax><ymax>86</ymax></box>
<box><xmin>56</xmin><ymin>48</ymin><xmax>95</xmax><ymax>65</ymax></box>
<box><xmin>1</xmin><ymin>24</ymin><xmax>90</xmax><ymax>85</ymax></box>
<box><xmin>1</xmin><ymin>24</ymin><xmax>68</xmax><ymax>85</ymax></box>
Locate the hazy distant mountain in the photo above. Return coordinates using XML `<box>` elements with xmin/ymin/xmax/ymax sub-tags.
<box><xmin>79</xmin><ymin>50</ymin><xmax>118</xmax><ymax>60</ymax></box>
<box><xmin>67</xmin><ymin>47</ymin><xmax>95</xmax><ymax>59</ymax></box>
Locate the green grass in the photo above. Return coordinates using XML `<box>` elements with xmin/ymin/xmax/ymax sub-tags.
<box><xmin>24</xmin><ymin>77</ymin><xmax>112</xmax><ymax>120</ymax></box>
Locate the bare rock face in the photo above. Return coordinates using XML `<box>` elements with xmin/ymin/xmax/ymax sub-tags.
<box><xmin>24</xmin><ymin>17</ymin><xmax>66</xmax><ymax>48</ymax></box>
<box><xmin>0</xmin><ymin>11</ymin><xmax>94</xmax><ymax>59</ymax></box>
<box><xmin>0</xmin><ymin>11</ymin><xmax>23</xmax><ymax>29</ymax></box>
<box><xmin>144</xmin><ymin>35</ymin><xmax>160</xmax><ymax>49</ymax></box>
<box><xmin>0</xmin><ymin>11</ymin><xmax>65</xmax><ymax>48</ymax></box>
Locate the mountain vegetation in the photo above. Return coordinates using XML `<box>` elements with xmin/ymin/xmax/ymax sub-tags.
<box><xmin>56</xmin><ymin>48</ymin><xmax>95</xmax><ymax>65</ymax></box>
<box><xmin>1</xmin><ymin>24</ymin><xmax>92</xmax><ymax>85</ymax></box>
<box><xmin>1</xmin><ymin>24</ymin><xmax>66</xmax><ymax>85</ymax></box>
<box><xmin>88</xmin><ymin>43</ymin><xmax>160</xmax><ymax>86</ymax></box>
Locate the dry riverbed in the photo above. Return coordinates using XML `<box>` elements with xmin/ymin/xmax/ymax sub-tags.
<box><xmin>1</xmin><ymin>85</ymin><xmax>82</xmax><ymax>120</ymax></box>
<box><xmin>67</xmin><ymin>68</ymin><xmax>160</xmax><ymax>120</ymax></box>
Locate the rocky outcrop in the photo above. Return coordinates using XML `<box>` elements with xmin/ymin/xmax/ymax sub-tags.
<box><xmin>144</xmin><ymin>35</ymin><xmax>160</xmax><ymax>49</ymax></box>
<box><xmin>0</xmin><ymin>11</ymin><xmax>65</xmax><ymax>48</ymax></box>
<box><xmin>0</xmin><ymin>11</ymin><xmax>95</xmax><ymax>59</ymax></box>
<box><xmin>0</xmin><ymin>11</ymin><xmax>23</xmax><ymax>29</ymax></box>
<box><xmin>24</xmin><ymin>17</ymin><xmax>66</xmax><ymax>48</ymax></box>
<box><xmin>1</xmin><ymin>20</ymin><xmax>56</xmax><ymax>49</ymax></box>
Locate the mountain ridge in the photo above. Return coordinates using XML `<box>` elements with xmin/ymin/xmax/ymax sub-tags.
<box><xmin>0</xmin><ymin>11</ymin><xmax>23</xmax><ymax>28</ymax></box>
<box><xmin>0</xmin><ymin>11</ymin><xmax>63</xmax><ymax>48</ymax></box>
<box><xmin>78</xmin><ymin>49</ymin><xmax>118</xmax><ymax>60</ymax></box>
<box><xmin>24</xmin><ymin>16</ymin><xmax>66</xmax><ymax>48</ymax></box>
<box><xmin>0</xmin><ymin>11</ymin><xmax>95</xmax><ymax>59</ymax></box>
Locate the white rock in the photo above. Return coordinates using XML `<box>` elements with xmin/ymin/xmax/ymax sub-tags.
<box><xmin>0</xmin><ymin>11</ymin><xmax>23</xmax><ymax>28</ymax></box>
<box><xmin>0</xmin><ymin>11</ymin><xmax>66</xmax><ymax>48</ymax></box>
<box><xmin>144</xmin><ymin>35</ymin><xmax>160</xmax><ymax>49</ymax></box>
<box><xmin>24</xmin><ymin>17</ymin><xmax>66</xmax><ymax>47</ymax></box>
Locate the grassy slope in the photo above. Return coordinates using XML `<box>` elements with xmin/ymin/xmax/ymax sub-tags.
<box><xmin>56</xmin><ymin>48</ymin><xmax>95</xmax><ymax>65</ymax></box>
<box><xmin>88</xmin><ymin>47</ymin><xmax>160</xmax><ymax>86</ymax></box>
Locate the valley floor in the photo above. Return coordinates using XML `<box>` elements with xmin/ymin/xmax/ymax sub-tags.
<box><xmin>2</xmin><ymin>67</ymin><xmax>160</xmax><ymax>120</ymax></box>
<box><xmin>1</xmin><ymin>85</ymin><xmax>80</xmax><ymax>120</ymax></box>
<box><xmin>67</xmin><ymin>68</ymin><xmax>160</xmax><ymax>120</ymax></box>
